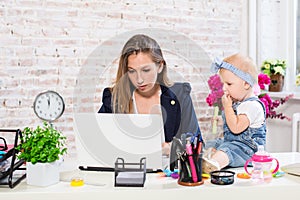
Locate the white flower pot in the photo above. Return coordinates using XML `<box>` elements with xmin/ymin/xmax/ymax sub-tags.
<box><xmin>26</xmin><ymin>161</ymin><xmax>60</xmax><ymax>187</ymax></box>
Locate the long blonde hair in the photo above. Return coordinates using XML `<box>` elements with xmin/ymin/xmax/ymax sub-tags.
<box><xmin>111</xmin><ymin>34</ymin><xmax>172</xmax><ymax>113</ymax></box>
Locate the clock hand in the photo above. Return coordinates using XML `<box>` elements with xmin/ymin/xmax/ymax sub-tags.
<box><xmin>47</xmin><ymin>97</ymin><xmax>50</xmax><ymax>108</ymax></box>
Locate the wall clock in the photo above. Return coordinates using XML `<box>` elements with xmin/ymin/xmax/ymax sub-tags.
<box><xmin>33</xmin><ymin>90</ymin><xmax>65</xmax><ymax>122</ymax></box>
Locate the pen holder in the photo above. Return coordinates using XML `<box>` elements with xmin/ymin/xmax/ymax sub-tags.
<box><xmin>177</xmin><ymin>152</ymin><xmax>204</xmax><ymax>186</ymax></box>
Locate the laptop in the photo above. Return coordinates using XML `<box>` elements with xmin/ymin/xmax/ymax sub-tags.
<box><xmin>73</xmin><ymin>113</ymin><xmax>165</xmax><ymax>170</ymax></box>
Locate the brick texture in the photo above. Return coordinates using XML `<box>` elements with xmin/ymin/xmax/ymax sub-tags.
<box><xmin>0</xmin><ymin>0</ymin><xmax>246</xmax><ymax>156</ymax></box>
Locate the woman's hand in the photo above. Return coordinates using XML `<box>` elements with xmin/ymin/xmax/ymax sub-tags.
<box><xmin>162</xmin><ymin>142</ymin><xmax>171</xmax><ymax>156</ymax></box>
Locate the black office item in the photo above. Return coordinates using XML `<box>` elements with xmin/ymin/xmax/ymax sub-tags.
<box><xmin>210</xmin><ymin>170</ymin><xmax>235</xmax><ymax>185</ymax></box>
<box><xmin>170</xmin><ymin>134</ymin><xmax>204</xmax><ymax>186</ymax></box>
<box><xmin>0</xmin><ymin>129</ymin><xmax>26</xmax><ymax>188</ymax></box>
<box><xmin>170</xmin><ymin>137</ymin><xmax>185</xmax><ymax>171</ymax></box>
<box><xmin>114</xmin><ymin>157</ymin><xmax>146</xmax><ymax>187</ymax></box>
<box><xmin>78</xmin><ymin>165</ymin><xmax>162</xmax><ymax>173</ymax></box>
<box><xmin>79</xmin><ymin>166</ymin><xmax>115</xmax><ymax>172</ymax></box>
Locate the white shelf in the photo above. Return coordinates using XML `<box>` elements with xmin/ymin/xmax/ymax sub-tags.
<box><xmin>267</xmin><ymin>91</ymin><xmax>300</xmax><ymax>100</ymax></box>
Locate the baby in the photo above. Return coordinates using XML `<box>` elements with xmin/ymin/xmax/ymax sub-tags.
<box><xmin>203</xmin><ymin>53</ymin><xmax>266</xmax><ymax>173</ymax></box>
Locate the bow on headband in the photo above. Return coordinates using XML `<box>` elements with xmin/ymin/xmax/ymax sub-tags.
<box><xmin>210</xmin><ymin>57</ymin><xmax>255</xmax><ymax>87</ymax></box>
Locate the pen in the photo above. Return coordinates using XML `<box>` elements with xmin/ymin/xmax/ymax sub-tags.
<box><xmin>196</xmin><ymin>141</ymin><xmax>202</xmax><ymax>155</ymax></box>
<box><xmin>79</xmin><ymin>166</ymin><xmax>114</xmax><ymax>172</ymax></box>
<box><xmin>186</xmin><ymin>141</ymin><xmax>198</xmax><ymax>183</ymax></box>
<box><xmin>181</xmin><ymin>153</ymin><xmax>192</xmax><ymax>178</ymax></box>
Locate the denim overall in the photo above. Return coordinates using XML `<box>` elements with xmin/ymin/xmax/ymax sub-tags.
<box><xmin>208</xmin><ymin>96</ymin><xmax>266</xmax><ymax>167</ymax></box>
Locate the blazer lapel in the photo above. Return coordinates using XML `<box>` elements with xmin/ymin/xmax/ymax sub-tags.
<box><xmin>160</xmin><ymin>85</ymin><xmax>181</xmax><ymax>141</ymax></box>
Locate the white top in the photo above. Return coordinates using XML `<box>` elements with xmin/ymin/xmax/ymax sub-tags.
<box><xmin>237</xmin><ymin>100</ymin><xmax>265</xmax><ymax>128</ymax></box>
<box><xmin>132</xmin><ymin>90</ymin><xmax>166</xmax><ymax>150</ymax></box>
<box><xmin>132</xmin><ymin>90</ymin><xmax>162</xmax><ymax>114</ymax></box>
<box><xmin>132</xmin><ymin>90</ymin><xmax>139</xmax><ymax>114</ymax></box>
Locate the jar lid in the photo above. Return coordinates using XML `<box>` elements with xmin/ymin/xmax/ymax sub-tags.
<box><xmin>210</xmin><ymin>170</ymin><xmax>235</xmax><ymax>185</ymax></box>
<box><xmin>251</xmin><ymin>145</ymin><xmax>273</xmax><ymax>162</ymax></box>
<box><xmin>251</xmin><ymin>154</ymin><xmax>273</xmax><ymax>162</ymax></box>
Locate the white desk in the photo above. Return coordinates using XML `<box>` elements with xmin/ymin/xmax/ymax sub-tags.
<box><xmin>1</xmin><ymin>152</ymin><xmax>300</xmax><ymax>200</ymax></box>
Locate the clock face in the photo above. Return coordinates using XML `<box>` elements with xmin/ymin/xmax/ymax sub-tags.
<box><xmin>33</xmin><ymin>90</ymin><xmax>65</xmax><ymax>122</ymax></box>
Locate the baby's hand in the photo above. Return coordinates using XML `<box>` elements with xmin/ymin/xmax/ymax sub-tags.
<box><xmin>222</xmin><ymin>92</ymin><xmax>232</xmax><ymax>108</ymax></box>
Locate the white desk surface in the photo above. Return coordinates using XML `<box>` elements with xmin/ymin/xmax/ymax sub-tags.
<box><xmin>1</xmin><ymin>152</ymin><xmax>300</xmax><ymax>200</ymax></box>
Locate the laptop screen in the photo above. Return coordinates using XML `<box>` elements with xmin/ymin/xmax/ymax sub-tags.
<box><xmin>74</xmin><ymin>113</ymin><xmax>164</xmax><ymax>169</ymax></box>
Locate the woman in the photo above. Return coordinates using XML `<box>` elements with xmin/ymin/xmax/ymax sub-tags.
<box><xmin>98</xmin><ymin>34</ymin><xmax>202</xmax><ymax>155</ymax></box>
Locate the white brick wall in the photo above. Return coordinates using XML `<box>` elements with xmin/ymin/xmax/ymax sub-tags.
<box><xmin>0</xmin><ymin>0</ymin><xmax>245</xmax><ymax>155</ymax></box>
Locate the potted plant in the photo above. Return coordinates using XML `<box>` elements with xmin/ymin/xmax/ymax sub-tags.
<box><xmin>261</xmin><ymin>59</ymin><xmax>286</xmax><ymax>92</ymax></box>
<box><xmin>296</xmin><ymin>73</ymin><xmax>300</xmax><ymax>86</ymax></box>
<box><xmin>17</xmin><ymin>121</ymin><xmax>67</xmax><ymax>186</ymax></box>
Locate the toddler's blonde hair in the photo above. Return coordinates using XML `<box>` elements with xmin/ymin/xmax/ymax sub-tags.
<box><xmin>223</xmin><ymin>53</ymin><xmax>258</xmax><ymax>83</ymax></box>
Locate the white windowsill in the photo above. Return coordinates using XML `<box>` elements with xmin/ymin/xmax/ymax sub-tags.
<box><xmin>268</xmin><ymin>91</ymin><xmax>300</xmax><ymax>100</ymax></box>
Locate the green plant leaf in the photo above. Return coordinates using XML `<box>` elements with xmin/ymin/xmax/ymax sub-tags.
<box><xmin>17</xmin><ymin>121</ymin><xmax>67</xmax><ymax>164</ymax></box>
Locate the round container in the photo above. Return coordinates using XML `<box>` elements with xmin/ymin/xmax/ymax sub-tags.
<box><xmin>210</xmin><ymin>170</ymin><xmax>235</xmax><ymax>185</ymax></box>
<box><xmin>70</xmin><ymin>177</ymin><xmax>84</xmax><ymax>187</ymax></box>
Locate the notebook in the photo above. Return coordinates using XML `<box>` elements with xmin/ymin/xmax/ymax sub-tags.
<box><xmin>73</xmin><ymin>113</ymin><xmax>165</xmax><ymax>169</ymax></box>
<box><xmin>281</xmin><ymin>163</ymin><xmax>300</xmax><ymax>177</ymax></box>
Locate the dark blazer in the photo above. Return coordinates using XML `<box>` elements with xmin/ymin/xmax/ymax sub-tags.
<box><xmin>98</xmin><ymin>82</ymin><xmax>202</xmax><ymax>142</ymax></box>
